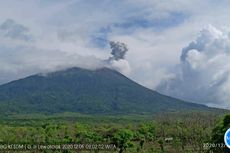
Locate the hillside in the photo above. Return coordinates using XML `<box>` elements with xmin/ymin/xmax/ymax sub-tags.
<box><xmin>0</xmin><ymin>67</ymin><xmax>215</xmax><ymax>115</ymax></box>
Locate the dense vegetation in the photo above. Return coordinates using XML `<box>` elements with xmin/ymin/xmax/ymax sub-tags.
<box><xmin>0</xmin><ymin>67</ymin><xmax>213</xmax><ymax>115</ymax></box>
<box><xmin>0</xmin><ymin>111</ymin><xmax>229</xmax><ymax>153</ymax></box>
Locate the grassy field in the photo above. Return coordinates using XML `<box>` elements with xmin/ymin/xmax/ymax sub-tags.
<box><xmin>0</xmin><ymin>111</ymin><xmax>229</xmax><ymax>153</ymax></box>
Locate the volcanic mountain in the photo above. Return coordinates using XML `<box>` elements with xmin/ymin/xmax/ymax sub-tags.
<box><xmin>0</xmin><ymin>67</ymin><xmax>214</xmax><ymax>115</ymax></box>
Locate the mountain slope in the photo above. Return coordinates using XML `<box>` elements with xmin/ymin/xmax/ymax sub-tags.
<box><xmin>0</xmin><ymin>67</ymin><xmax>213</xmax><ymax>115</ymax></box>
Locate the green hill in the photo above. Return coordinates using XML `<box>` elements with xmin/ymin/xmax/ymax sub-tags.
<box><xmin>0</xmin><ymin>67</ymin><xmax>216</xmax><ymax>115</ymax></box>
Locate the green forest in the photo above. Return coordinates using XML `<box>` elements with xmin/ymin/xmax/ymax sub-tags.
<box><xmin>0</xmin><ymin>111</ymin><xmax>229</xmax><ymax>153</ymax></box>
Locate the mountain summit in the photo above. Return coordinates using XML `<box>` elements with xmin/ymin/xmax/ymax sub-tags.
<box><xmin>0</xmin><ymin>67</ymin><xmax>211</xmax><ymax>115</ymax></box>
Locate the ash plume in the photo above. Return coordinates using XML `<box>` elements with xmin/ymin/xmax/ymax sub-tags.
<box><xmin>104</xmin><ymin>41</ymin><xmax>131</xmax><ymax>75</ymax></box>
<box><xmin>109</xmin><ymin>41</ymin><xmax>128</xmax><ymax>61</ymax></box>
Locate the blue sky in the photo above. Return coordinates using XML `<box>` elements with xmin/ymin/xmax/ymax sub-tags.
<box><xmin>1</xmin><ymin>0</ymin><xmax>230</xmax><ymax>108</ymax></box>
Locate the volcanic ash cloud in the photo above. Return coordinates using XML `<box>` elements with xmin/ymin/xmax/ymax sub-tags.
<box><xmin>106</xmin><ymin>41</ymin><xmax>131</xmax><ymax>75</ymax></box>
<box><xmin>157</xmin><ymin>25</ymin><xmax>230</xmax><ymax>108</ymax></box>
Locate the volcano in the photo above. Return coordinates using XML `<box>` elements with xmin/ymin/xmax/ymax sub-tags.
<box><xmin>0</xmin><ymin>67</ymin><xmax>214</xmax><ymax>115</ymax></box>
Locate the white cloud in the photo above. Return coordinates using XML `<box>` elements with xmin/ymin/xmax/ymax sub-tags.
<box><xmin>1</xmin><ymin>0</ymin><xmax>230</xmax><ymax>108</ymax></box>
<box><xmin>157</xmin><ymin>25</ymin><xmax>230</xmax><ymax>108</ymax></box>
<box><xmin>108</xmin><ymin>59</ymin><xmax>131</xmax><ymax>75</ymax></box>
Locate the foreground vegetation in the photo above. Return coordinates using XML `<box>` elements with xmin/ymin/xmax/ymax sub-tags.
<box><xmin>0</xmin><ymin>111</ymin><xmax>229</xmax><ymax>153</ymax></box>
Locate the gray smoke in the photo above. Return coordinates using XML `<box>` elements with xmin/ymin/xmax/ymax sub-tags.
<box><xmin>104</xmin><ymin>41</ymin><xmax>131</xmax><ymax>74</ymax></box>
<box><xmin>109</xmin><ymin>41</ymin><xmax>128</xmax><ymax>61</ymax></box>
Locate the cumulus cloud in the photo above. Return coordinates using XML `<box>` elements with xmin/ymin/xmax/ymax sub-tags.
<box><xmin>157</xmin><ymin>25</ymin><xmax>230</xmax><ymax>108</ymax></box>
<box><xmin>2</xmin><ymin>0</ymin><xmax>230</xmax><ymax>110</ymax></box>
<box><xmin>0</xmin><ymin>19</ymin><xmax>105</xmax><ymax>84</ymax></box>
<box><xmin>0</xmin><ymin>0</ymin><xmax>200</xmax><ymax>87</ymax></box>
<box><xmin>0</xmin><ymin>19</ymin><xmax>131</xmax><ymax>84</ymax></box>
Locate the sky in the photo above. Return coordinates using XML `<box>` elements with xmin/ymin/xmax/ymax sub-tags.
<box><xmin>1</xmin><ymin>0</ymin><xmax>230</xmax><ymax>108</ymax></box>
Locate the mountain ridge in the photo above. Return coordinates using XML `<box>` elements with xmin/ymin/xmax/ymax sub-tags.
<box><xmin>0</xmin><ymin>67</ymin><xmax>219</xmax><ymax>115</ymax></box>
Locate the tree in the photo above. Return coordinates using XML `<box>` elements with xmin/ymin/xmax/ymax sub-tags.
<box><xmin>211</xmin><ymin>114</ymin><xmax>230</xmax><ymax>153</ymax></box>
<box><xmin>136</xmin><ymin>123</ymin><xmax>156</xmax><ymax>149</ymax></box>
<box><xmin>112</xmin><ymin>129</ymin><xmax>134</xmax><ymax>153</ymax></box>
<box><xmin>75</xmin><ymin>124</ymin><xmax>102</xmax><ymax>143</ymax></box>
